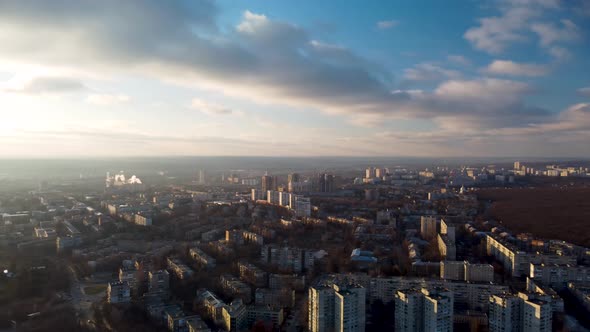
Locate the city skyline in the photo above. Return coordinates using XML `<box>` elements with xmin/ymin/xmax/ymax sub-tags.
<box><xmin>1</xmin><ymin>0</ymin><xmax>590</xmax><ymax>157</ymax></box>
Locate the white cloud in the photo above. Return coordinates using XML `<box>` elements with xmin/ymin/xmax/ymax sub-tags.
<box><xmin>404</xmin><ymin>63</ymin><xmax>461</xmax><ymax>82</ymax></box>
<box><xmin>530</xmin><ymin>19</ymin><xmax>580</xmax><ymax>46</ymax></box>
<box><xmin>0</xmin><ymin>1</ymin><xmax>576</xmax><ymax>156</ymax></box>
<box><xmin>447</xmin><ymin>55</ymin><xmax>472</xmax><ymax>66</ymax></box>
<box><xmin>236</xmin><ymin>10</ymin><xmax>269</xmax><ymax>34</ymax></box>
<box><xmin>434</xmin><ymin>78</ymin><xmax>531</xmax><ymax>102</ymax></box>
<box><xmin>577</xmin><ymin>87</ymin><xmax>590</xmax><ymax>97</ymax></box>
<box><xmin>376</xmin><ymin>20</ymin><xmax>399</xmax><ymax>30</ymax></box>
<box><xmin>464</xmin><ymin>7</ymin><xmax>537</xmax><ymax>53</ymax></box>
<box><xmin>465</xmin><ymin>0</ymin><xmax>581</xmax><ymax>61</ymax></box>
<box><xmin>2</xmin><ymin>76</ymin><xmax>86</xmax><ymax>94</ymax></box>
<box><xmin>484</xmin><ymin>59</ymin><xmax>549</xmax><ymax>76</ymax></box>
<box><xmin>86</xmin><ymin>93</ymin><xmax>129</xmax><ymax>105</ymax></box>
<box><xmin>548</xmin><ymin>46</ymin><xmax>571</xmax><ymax>60</ymax></box>
<box><xmin>191</xmin><ymin>98</ymin><xmax>234</xmax><ymax>115</ymax></box>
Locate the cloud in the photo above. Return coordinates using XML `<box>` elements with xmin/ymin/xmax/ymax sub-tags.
<box><xmin>484</xmin><ymin>59</ymin><xmax>549</xmax><ymax>76</ymax></box>
<box><xmin>86</xmin><ymin>93</ymin><xmax>130</xmax><ymax>105</ymax></box>
<box><xmin>3</xmin><ymin>76</ymin><xmax>86</xmax><ymax>94</ymax></box>
<box><xmin>464</xmin><ymin>6</ymin><xmax>538</xmax><ymax>53</ymax></box>
<box><xmin>530</xmin><ymin>19</ymin><xmax>580</xmax><ymax>46</ymax></box>
<box><xmin>376</xmin><ymin>20</ymin><xmax>399</xmax><ymax>30</ymax></box>
<box><xmin>447</xmin><ymin>55</ymin><xmax>472</xmax><ymax>66</ymax></box>
<box><xmin>547</xmin><ymin>46</ymin><xmax>571</xmax><ymax>60</ymax></box>
<box><xmin>500</xmin><ymin>0</ymin><xmax>560</xmax><ymax>9</ymax></box>
<box><xmin>403</xmin><ymin>63</ymin><xmax>462</xmax><ymax>82</ymax></box>
<box><xmin>191</xmin><ymin>98</ymin><xmax>234</xmax><ymax>115</ymax></box>
<box><xmin>577</xmin><ymin>87</ymin><xmax>590</xmax><ymax>97</ymax></box>
<box><xmin>0</xmin><ymin>2</ymin><xmax>555</xmax><ymax>137</ymax></box>
<box><xmin>464</xmin><ymin>0</ymin><xmax>579</xmax><ymax>57</ymax></box>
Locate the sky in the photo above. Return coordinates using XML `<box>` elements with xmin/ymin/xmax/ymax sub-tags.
<box><xmin>0</xmin><ymin>0</ymin><xmax>589</xmax><ymax>158</ymax></box>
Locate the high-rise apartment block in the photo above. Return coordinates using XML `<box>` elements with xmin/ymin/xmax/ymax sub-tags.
<box><xmin>261</xmin><ymin>174</ymin><xmax>277</xmax><ymax>193</ymax></box>
<box><xmin>316</xmin><ymin>173</ymin><xmax>334</xmax><ymax>192</ymax></box>
<box><xmin>420</xmin><ymin>216</ymin><xmax>437</xmax><ymax>240</ymax></box>
<box><xmin>394</xmin><ymin>287</ymin><xmax>453</xmax><ymax>332</ymax></box>
<box><xmin>489</xmin><ymin>292</ymin><xmax>552</xmax><ymax>332</ymax></box>
<box><xmin>365</xmin><ymin>167</ymin><xmax>376</xmax><ymax>179</ymax></box>
<box><xmin>308</xmin><ymin>283</ymin><xmax>365</xmax><ymax>332</ymax></box>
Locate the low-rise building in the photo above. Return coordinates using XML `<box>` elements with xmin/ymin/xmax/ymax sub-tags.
<box><xmin>261</xmin><ymin>245</ymin><xmax>315</xmax><ymax>273</ymax></box>
<box><xmin>149</xmin><ymin>270</ymin><xmax>170</xmax><ymax>294</ymax></box>
<box><xmin>107</xmin><ymin>281</ymin><xmax>131</xmax><ymax>304</ymax></box>
<box><xmin>255</xmin><ymin>288</ymin><xmax>295</xmax><ymax>308</ymax></box>
<box><xmin>237</xmin><ymin>261</ymin><xmax>267</xmax><ymax>287</ymax></box>
<box><xmin>166</xmin><ymin>306</ymin><xmax>202</xmax><ymax>332</ymax></box>
<box><xmin>167</xmin><ymin>257</ymin><xmax>194</xmax><ymax>280</ymax></box>
<box><xmin>134</xmin><ymin>212</ymin><xmax>152</xmax><ymax>226</ymax></box>
<box><xmin>220</xmin><ymin>274</ymin><xmax>252</xmax><ymax>304</ymax></box>
<box><xmin>56</xmin><ymin>235</ymin><xmax>82</xmax><ymax>252</ymax></box>
<box><xmin>189</xmin><ymin>247</ymin><xmax>217</xmax><ymax>269</ymax></box>
<box><xmin>187</xmin><ymin>316</ymin><xmax>211</xmax><ymax>332</ymax></box>
<box><xmin>246</xmin><ymin>305</ymin><xmax>284</xmax><ymax>328</ymax></box>
<box><xmin>197</xmin><ymin>290</ymin><xmax>226</xmax><ymax>323</ymax></box>
<box><xmin>268</xmin><ymin>274</ymin><xmax>306</xmax><ymax>291</ymax></box>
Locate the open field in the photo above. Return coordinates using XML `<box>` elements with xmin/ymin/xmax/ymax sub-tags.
<box><xmin>83</xmin><ymin>285</ymin><xmax>106</xmax><ymax>296</ymax></box>
<box><xmin>478</xmin><ymin>187</ymin><xmax>590</xmax><ymax>247</ymax></box>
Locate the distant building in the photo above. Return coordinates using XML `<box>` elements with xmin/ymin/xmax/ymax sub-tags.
<box><xmin>287</xmin><ymin>173</ymin><xmax>301</xmax><ymax>193</ymax></box>
<box><xmin>237</xmin><ymin>261</ymin><xmax>267</xmax><ymax>287</ymax></box>
<box><xmin>167</xmin><ymin>258</ymin><xmax>194</xmax><ymax>280</ymax></box>
<box><xmin>135</xmin><ymin>212</ymin><xmax>152</xmax><ymax>226</ymax></box>
<box><xmin>420</xmin><ymin>216</ymin><xmax>437</xmax><ymax>240</ymax></box>
<box><xmin>437</xmin><ymin>234</ymin><xmax>456</xmax><ymax>261</ymax></box>
<box><xmin>365</xmin><ymin>167</ymin><xmax>376</xmax><ymax>179</ymax></box>
<box><xmin>251</xmin><ymin>189</ymin><xmax>265</xmax><ymax>201</ymax></box>
<box><xmin>486</xmin><ymin>234</ymin><xmax>576</xmax><ymax>277</ymax></box>
<box><xmin>440</xmin><ymin>261</ymin><xmax>494</xmax><ymax>283</ymax></box>
<box><xmin>56</xmin><ymin>235</ymin><xmax>82</xmax><ymax>252</ymax></box>
<box><xmin>198</xmin><ymin>169</ymin><xmax>206</xmax><ymax>184</ymax></box>
<box><xmin>246</xmin><ymin>305</ymin><xmax>284</xmax><ymax>328</ymax></box>
<box><xmin>530</xmin><ymin>263</ymin><xmax>590</xmax><ymax>290</ymax></box>
<box><xmin>107</xmin><ymin>281</ymin><xmax>131</xmax><ymax>304</ymax></box>
<box><xmin>189</xmin><ymin>247</ymin><xmax>217</xmax><ymax>269</ymax></box>
<box><xmin>316</xmin><ymin>173</ymin><xmax>334</xmax><ymax>193</ymax></box>
<box><xmin>149</xmin><ymin>270</ymin><xmax>170</xmax><ymax>294</ymax></box>
<box><xmin>350</xmin><ymin>248</ymin><xmax>377</xmax><ymax>266</ymax></box>
<box><xmin>290</xmin><ymin>195</ymin><xmax>311</xmax><ymax>218</ymax></box>
<box><xmin>165</xmin><ymin>306</ymin><xmax>201</xmax><ymax>332</ymax></box>
<box><xmin>220</xmin><ymin>274</ymin><xmax>252</xmax><ymax>304</ymax></box>
<box><xmin>261</xmin><ymin>174</ymin><xmax>277</xmax><ymax>193</ymax></box>
<box><xmin>187</xmin><ymin>316</ymin><xmax>211</xmax><ymax>332</ymax></box>
<box><xmin>261</xmin><ymin>245</ymin><xmax>315</xmax><ymax>273</ymax></box>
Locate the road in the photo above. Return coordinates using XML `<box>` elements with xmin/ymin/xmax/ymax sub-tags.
<box><xmin>68</xmin><ymin>265</ymin><xmax>104</xmax><ymax>330</ymax></box>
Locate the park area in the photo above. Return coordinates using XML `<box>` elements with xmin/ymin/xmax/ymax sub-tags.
<box><xmin>478</xmin><ymin>187</ymin><xmax>590</xmax><ymax>247</ymax></box>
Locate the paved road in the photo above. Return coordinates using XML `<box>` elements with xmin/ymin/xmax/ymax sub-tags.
<box><xmin>68</xmin><ymin>265</ymin><xmax>102</xmax><ymax>330</ymax></box>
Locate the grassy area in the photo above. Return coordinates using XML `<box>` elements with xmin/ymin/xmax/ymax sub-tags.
<box><xmin>84</xmin><ymin>285</ymin><xmax>106</xmax><ymax>295</ymax></box>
